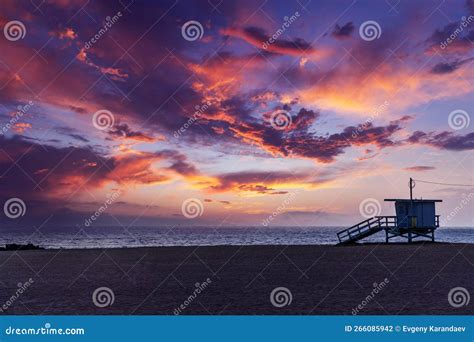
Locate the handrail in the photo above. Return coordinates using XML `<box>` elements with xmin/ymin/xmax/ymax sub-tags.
<box><xmin>337</xmin><ymin>217</ymin><xmax>382</xmax><ymax>238</ymax></box>
<box><xmin>346</xmin><ymin>217</ymin><xmax>374</xmax><ymax>230</ymax></box>
<box><xmin>337</xmin><ymin>216</ymin><xmax>398</xmax><ymax>242</ymax></box>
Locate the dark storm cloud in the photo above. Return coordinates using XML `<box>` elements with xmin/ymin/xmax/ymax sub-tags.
<box><xmin>155</xmin><ymin>150</ymin><xmax>198</xmax><ymax>176</ymax></box>
<box><xmin>189</xmin><ymin>91</ymin><xmax>406</xmax><ymax>163</ymax></box>
<box><xmin>407</xmin><ymin>131</ymin><xmax>474</xmax><ymax>151</ymax></box>
<box><xmin>279</xmin><ymin>121</ymin><xmax>402</xmax><ymax>163</ymax></box>
<box><xmin>55</xmin><ymin>127</ymin><xmax>90</xmax><ymax>143</ymax></box>
<box><xmin>221</xmin><ymin>26</ymin><xmax>317</xmax><ymax>55</ymax></box>
<box><xmin>431</xmin><ymin>58</ymin><xmax>474</xmax><ymax>74</ymax></box>
<box><xmin>0</xmin><ymin>136</ymin><xmax>198</xmax><ymax>217</ymax></box>
<box><xmin>0</xmin><ymin>135</ymin><xmax>112</xmax><ymax>212</ymax></box>
<box><xmin>426</xmin><ymin>21</ymin><xmax>474</xmax><ymax>53</ymax></box>
<box><xmin>107</xmin><ymin>123</ymin><xmax>156</xmax><ymax>142</ymax></box>
<box><xmin>332</xmin><ymin>22</ymin><xmax>355</xmax><ymax>39</ymax></box>
<box><xmin>291</xmin><ymin>108</ymin><xmax>320</xmax><ymax>130</ymax></box>
<box><xmin>67</xmin><ymin>133</ymin><xmax>90</xmax><ymax>142</ymax></box>
<box><xmin>237</xmin><ymin>184</ymin><xmax>288</xmax><ymax>195</ymax></box>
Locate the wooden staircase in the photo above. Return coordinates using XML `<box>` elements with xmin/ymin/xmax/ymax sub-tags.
<box><xmin>337</xmin><ymin>216</ymin><xmax>397</xmax><ymax>244</ymax></box>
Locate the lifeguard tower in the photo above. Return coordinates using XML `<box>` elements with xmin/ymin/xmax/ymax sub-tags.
<box><xmin>337</xmin><ymin>178</ymin><xmax>442</xmax><ymax>244</ymax></box>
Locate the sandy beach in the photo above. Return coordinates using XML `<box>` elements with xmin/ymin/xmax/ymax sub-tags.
<box><xmin>0</xmin><ymin>243</ymin><xmax>472</xmax><ymax>315</ymax></box>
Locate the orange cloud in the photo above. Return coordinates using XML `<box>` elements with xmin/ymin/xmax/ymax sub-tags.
<box><xmin>294</xmin><ymin>61</ymin><xmax>474</xmax><ymax>117</ymax></box>
<box><xmin>12</xmin><ymin>122</ymin><xmax>31</xmax><ymax>133</ymax></box>
<box><xmin>76</xmin><ymin>48</ymin><xmax>128</xmax><ymax>80</ymax></box>
<box><xmin>199</xmin><ymin>170</ymin><xmax>333</xmax><ymax>196</ymax></box>
<box><xmin>107</xmin><ymin>154</ymin><xmax>171</xmax><ymax>185</ymax></box>
<box><xmin>50</xmin><ymin>27</ymin><xmax>77</xmax><ymax>40</ymax></box>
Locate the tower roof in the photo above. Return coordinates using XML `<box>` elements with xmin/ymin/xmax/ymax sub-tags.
<box><xmin>384</xmin><ymin>199</ymin><xmax>442</xmax><ymax>202</ymax></box>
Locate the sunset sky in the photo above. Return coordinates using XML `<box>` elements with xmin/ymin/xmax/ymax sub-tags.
<box><xmin>0</xmin><ymin>0</ymin><xmax>473</xmax><ymax>228</ymax></box>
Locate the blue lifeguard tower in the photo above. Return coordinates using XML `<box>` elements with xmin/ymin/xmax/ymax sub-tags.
<box><xmin>337</xmin><ymin>178</ymin><xmax>442</xmax><ymax>244</ymax></box>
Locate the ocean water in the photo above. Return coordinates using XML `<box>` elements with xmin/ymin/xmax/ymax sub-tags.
<box><xmin>0</xmin><ymin>226</ymin><xmax>472</xmax><ymax>249</ymax></box>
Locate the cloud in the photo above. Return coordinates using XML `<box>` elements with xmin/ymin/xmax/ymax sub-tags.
<box><xmin>68</xmin><ymin>105</ymin><xmax>88</xmax><ymax>114</ymax></box>
<box><xmin>107</xmin><ymin>150</ymin><xmax>198</xmax><ymax>184</ymax></box>
<box><xmin>209</xmin><ymin>170</ymin><xmax>306</xmax><ymax>193</ymax></box>
<box><xmin>407</xmin><ymin>131</ymin><xmax>474</xmax><ymax>151</ymax></box>
<box><xmin>66</xmin><ymin>133</ymin><xmax>90</xmax><ymax>142</ymax></box>
<box><xmin>50</xmin><ymin>27</ymin><xmax>77</xmax><ymax>40</ymax></box>
<box><xmin>155</xmin><ymin>150</ymin><xmax>198</xmax><ymax>176</ymax></box>
<box><xmin>190</xmin><ymin>94</ymin><xmax>406</xmax><ymax>163</ymax></box>
<box><xmin>75</xmin><ymin>48</ymin><xmax>128</xmax><ymax>81</ymax></box>
<box><xmin>426</xmin><ymin>21</ymin><xmax>474</xmax><ymax>54</ymax></box>
<box><xmin>206</xmin><ymin>168</ymin><xmax>341</xmax><ymax>194</ymax></box>
<box><xmin>431</xmin><ymin>58</ymin><xmax>474</xmax><ymax>74</ymax></box>
<box><xmin>332</xmin><ymin>22</ymin><xmax>354</xmax><ymax>39</ymax></box>
<box><xmin>106</xmin><ymin>153</ymin><xmax>171</xmax><ymax>185</ymax></box>
<box><xmin>292</xmin><ymin>58</ymin><xmax>473</xmax><ymax>116</ymax></box>
<box><xmin>238</xmin><ymin>184</ymin><xmax>288</xmax><ymax>195</ymax></box>
<box><xmin>221</xmin><ymin>26</ymin><xmax>318</xmax><ymax>56</ymax></box>
<box><xmin>107</xmin><ymin>123</ymin><xmax>159</xmax><ymax>143</ymax></box>
<box><xmin>12</xmin><ymin>122</ymin><xmax>31</xmax><ymax>133</ymax></box>
<box><xmin>211</xmin><ymin>171</ymin><xmax>288</xmax><ymax>191</ymax></box>
<box><xmin>204</xmin><ymin>198</ymin><xmax>231</xmax><ymax>204</ymax></box>
<box><xmin>291</xmin><ymin>107</ymin><xmax>320</xmax><ymax>130</ymax></box>
<box><xmin>280</xmin><ymin>121</ymin><xmax>403</xmax><ymax>163</ymax></box>
<box><xmin>0</xmin><ymin>135</ymin><xmax>112</xmax><ymax>203</ymax></box>
<box><xmin>0</xmin><ymin>136</ymin><xmax>198</xmax><ymax>205</ymax></box>
<box><xmin>55</xmin><ymin>127</ymin><xmax>90</xmax><ymax>143</ymax></box>
<box><xmin>404</xmin><ymin>166</ymin><xmax>436</xmax><ymax>172</ymax></box>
